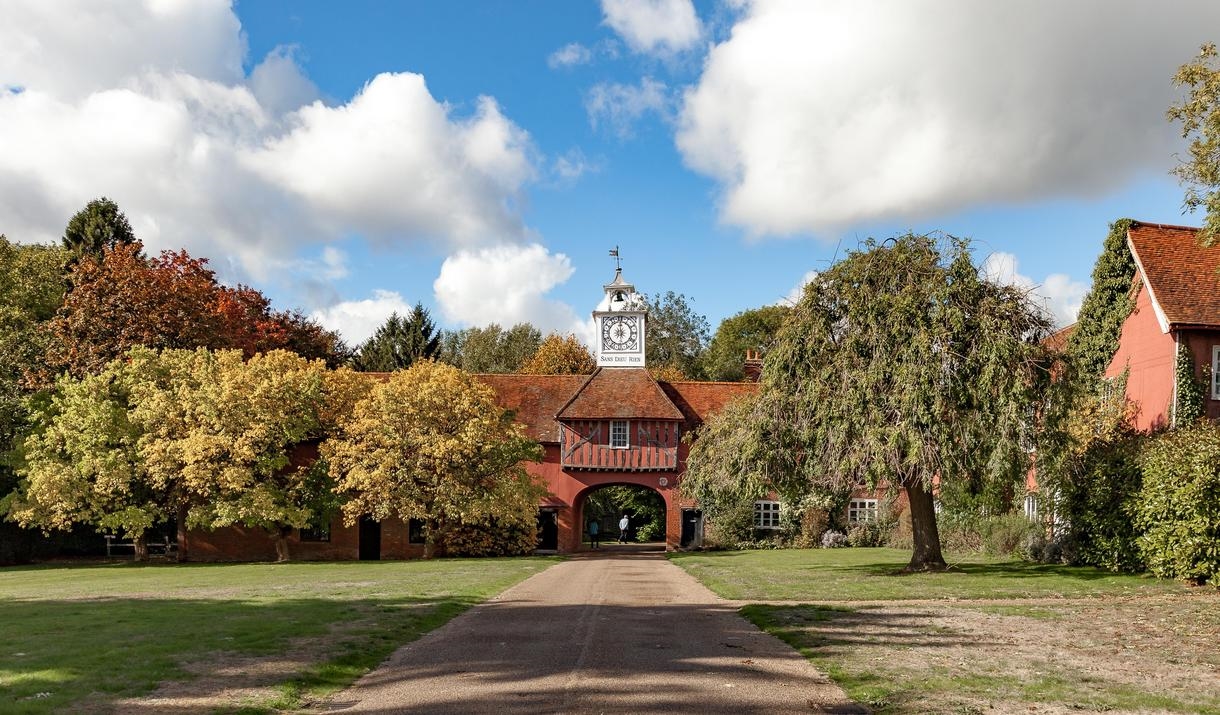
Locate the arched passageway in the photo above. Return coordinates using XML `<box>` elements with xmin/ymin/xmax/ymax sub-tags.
<box><xmin>578</xmin><ymin>483</ymin><xmax>666</xmax><ymax>549</ymax></box>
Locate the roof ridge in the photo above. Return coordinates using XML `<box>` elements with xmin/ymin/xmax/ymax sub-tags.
<box><xmin>1128</xmin><ymin>220</ymin><xmax>1202</xmax><ymax>232</ymax></box>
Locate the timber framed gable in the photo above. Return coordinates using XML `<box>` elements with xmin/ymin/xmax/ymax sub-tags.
<box><xmin>559</xmin><ymin>418</ymin><xmax>679</xmax><ymax>471</ymax></box>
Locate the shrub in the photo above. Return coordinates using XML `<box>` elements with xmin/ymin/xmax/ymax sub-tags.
<box><xmin>820</xmin><ymin>530</ymin><xmax>848</xmax><ymax>548</ymax></box>
<box><xmin>703</xmin><ymin>499</ymin><xmax>759</xmax><ymax>548</ymax></box>
<box><xmin>935</xmin><ymin>509</ymin><xmax>985</xmax><ymax>553</ymax></box>
<box><xmin>1133</xmin><ymin>424</ymin><xmax>1220</xmax><ymax>586</ymax></box>
<box><xmin>634</xmin><ymin>520</ymin><xmax>662</xmax><ymax>542</ymax></box>
<box><xmin>1058</xmin><ymin>430</ymin><xmax>1145</xmax><ymax>571</ymax></box>
<box><xmin>847</xmin><ymin>520</ymin><xmax>886</xmax><ymax>547</ymax></box>
<box><xmin>792</xmin><ymin>506</ymin><xmax>829</xmax><ymax>549</ymax></box>
<box><xmin>438</xmin><ymin>515</ymin><xmax>538</xmax><ymax>557</ymax></box>
<box><xmin>979</xmin><ymin>513</ymin><xmax>1040</xmax><ymax>556</ymax></box>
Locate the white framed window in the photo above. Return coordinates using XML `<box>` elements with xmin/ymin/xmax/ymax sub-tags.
<box><xmin>610</xmin><ymin>420</ymin><xmax>629</xmax><ymax>449</ymax></box>
<box><xmin>754</xmin><ymin>500</ymin><xmax>781</xmax><ymax>529</ymax></box>
<box><xmin>1212</xmin><ymin>346</ymin><xmax>1219</xmax><ymax>400</ymax></box>
<box><xmin>1024</xmin><ymin>494</ymin><xmax>1038</xmax><ymax>522</ymax></box>
<box><xmin>848</xmin><ymin>499</ymin><xmax>878</xmax><ymax>523</ymax></box>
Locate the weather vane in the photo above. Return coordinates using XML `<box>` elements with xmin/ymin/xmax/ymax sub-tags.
<box><xmin>609</xmin><ymin>245</ymin><xmax>621</xmax><ymax>270</ymax></box>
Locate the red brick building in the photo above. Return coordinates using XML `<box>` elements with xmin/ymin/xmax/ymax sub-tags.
<box><xmin>1104</xmin><ymin>222</ymin><xmax>1220</xmax><ymax>430</ymax></box>
<box><xmin>185</xmin><ymin>267</ymin><xmax>755</xmax><ymax>560</ymax></box>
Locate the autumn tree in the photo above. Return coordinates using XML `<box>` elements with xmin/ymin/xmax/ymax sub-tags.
<box><xmin>519</xmin><ymin>333</ymin><xmax>596</xmax><ymax>375</ymax></box>
<box><xmin>1168</xmin><ymin>43</ymin><xmax>1220</xmax><ymax>246</ymax></box>
<box><xmin>38</xmin><ymin>243</ymin><xmax>344</xmax><ymax>384</ymax></box>
<box><xmin>324</xmin><ymin>360</ymin><xmax>545</xmax><ymax>558</ymax></box>
<box><xmin>438</xmin><ymin>322</ymin><xmax>542</xmax><ymax>373</ymax></box>
<box><xmin>354</xmin><ymin>303</ymin><xmax>441</xmax><ymax>372</ymax></box>
<box><xmin>127</xmin><ymin>349</ymin><xmax>337</xmax><ymax>561</ymax></box>
<box><xmin>0</xmin><ymin>239</ymin><xmax>73</xmax><ymax>561</ymax></box>
<box><xmin>62</xmin><ymin>197</ymin><xmax>138</xmax><ymax>257</ymax></box>
<box><xmin>730</xmin><ymin>235</ymin><xmax>1057</xmax><ymax>571</ymax></box>
<box><xmin>644</xmin><ymin>291</ymin><xmax>710</xmax><ymax>379</ymax></box>
<box><xmin>700</xmin><ymin>305</ymin><xmax>789</xmax><ymax>381</ymax></box>
<box><xmin>10</xmin><ymin>358</ymin><xmax>170</xmax><ymax>561</ymax></box>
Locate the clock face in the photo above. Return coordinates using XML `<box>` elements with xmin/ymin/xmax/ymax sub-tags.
<box><xmin>601</xmin><ymin>314</ymin><xmax>639</xmax><ymax>352</ymax></box>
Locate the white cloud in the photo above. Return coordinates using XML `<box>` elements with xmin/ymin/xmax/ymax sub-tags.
<box><xmin>433</xmin><ymin>244</ymin><xmax>586</xmax><ymax>338</ymax></box>
<box><xmin>0</xmin><ymin>0</ymin><xmax>243</xmax><ymax>99</ymax></box>
<box><xmin>982</xmin><ymin>252</ymin><xmax>1087</xmax><ymax>328</ymax></box>
<box><xmin>247</xmin><ymin>45</ymin><xmax>320</xmax><ymax>116</ymax></box>
<box><xmin>586</xmin><ymin>77</ymin><xmax>670</xmax><ymax>138</ymax></box>
<box><xmin>779</xmin><ymin>270</ymin><xmax>818</xmax><ymax>306</ymax></box>
<box><xmin>246</xmin><ymin>74</ymin><xmax>534</xmax><ymax>246</ymax></box>
<box><xmin>309</xmin><ymin>289</ymin><xmax>413</xmax><ymax>345</ymax></box>
<box><xmin>0</xmin><ymin>2</ymin><xmax>537</xmax><ymax>298</ymax></box>
<box><xmin>677</xmin><ymin>0</ymin><xmax>1220</xmax><ymax>237</ymax></box>
<box><xmin>551</xmin><ymin>147</ymin><xmax>601</xmax><ymax>184</ymax></box>
<box><xmin>548</xmin><ymin>42</ymin><xmax>593</xmax><ymax>69</ymax></box>
<box><xmin>601</xmin><ymin>0</ymin><xmax>702</xmax><ymax>56</ymax></box>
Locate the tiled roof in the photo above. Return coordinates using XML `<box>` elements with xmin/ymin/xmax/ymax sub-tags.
<box><xmin>1127</xmin><ymin>222</ymin><xmax>1220</xmax><ymax>329</ymax></box>
<box><xmin>475</xmin><ymin>374</ymin><xmax>588</xmax><ymax>443</ymax></box>
<box><xmin>556</xmin><ymin>368</ymin><xmax>684</xmax><ymax>421</ymax></box>
<box><xmin>1043</xmin><ymin>323</ymin><xmax>1075</xmax><ymax>352</ymax></box>
<box><xmin>659</xmin><ymin>381</ymin><xmax>758</xmax><ymax>430</ymax></box>
<box><xmin>367</xmin><ymin>369</ymin><xmax>754</xmax><ymax>443</ymax></box>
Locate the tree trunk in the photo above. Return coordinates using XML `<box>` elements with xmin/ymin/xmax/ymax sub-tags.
<box><xmin>133</xmin><ymin>534</ymin><xmax>149</xmax><ymax>563</ymax></box>
<box><xmin>175</xmin><ymin>505</ymin><xmax>189</xmax><ymax>563</ymax></box>
<box><xmin>905</xmin><ymin>477</ymin><xmax>947</xmax><ymax>571</ymax></box>
<box><xmin>273</xmin><ymin>525</ymin><xmax>292</xmax><ymax>562</ymax></box>
<box><xmin>423</xmin><ymin>518</ymin><xmax>439</xmax><ymax>559</ymax></box>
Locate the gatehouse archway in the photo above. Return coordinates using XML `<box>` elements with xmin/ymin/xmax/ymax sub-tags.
<box><xmin>579</xmin><ymin>483</ymin><xmax>666</xmax><ymax>549</ymax></box>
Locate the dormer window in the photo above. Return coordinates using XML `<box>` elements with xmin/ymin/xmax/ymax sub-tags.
<box><xmin>610</xmin><ymin>420</ymin><xmax>629</xmax><ymax>448</ymax></box>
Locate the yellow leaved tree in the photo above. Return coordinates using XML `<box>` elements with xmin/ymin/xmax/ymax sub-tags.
<box><xmin>324</xmin><ymin>360</ymin><xmax>545</xmax><ymax>558</ymax></box>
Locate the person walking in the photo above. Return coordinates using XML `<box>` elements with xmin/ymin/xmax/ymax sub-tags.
<box><xmin>618</xmin><ymin>514</ymin><xmax>629</xmax><ymax>544</ymax></box>
<box><xmin>588</xmin><ymin>519</ymin><xmax>600</xmax><ymax>549</ymax></box>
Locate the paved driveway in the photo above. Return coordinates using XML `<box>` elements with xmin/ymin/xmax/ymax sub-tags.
<box><xmin>322</xmin><ymin>547</ymin><xmax>865</xmax><ymax>714</ymax></box>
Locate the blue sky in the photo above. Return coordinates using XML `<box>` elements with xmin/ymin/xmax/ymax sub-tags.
<box><xmin>2</xmin><ymin>1</ymin><xmax>1217</xmax><ymax>345</ymax></box>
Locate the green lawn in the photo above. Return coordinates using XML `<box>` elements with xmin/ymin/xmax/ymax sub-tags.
<box><xmin>672</xmin><ymin>548</ymin><xmax>1219</xmax><ymax>714</ymax></box>
<box><xmin>668</xmin><ymin>547</ymin><xmax>1180</xmax><ymax>600</ymax></box>
<box><xmin>0</xmin><ymin>557</ymin><xmax>558</xmax><ymax>713</ymax></box>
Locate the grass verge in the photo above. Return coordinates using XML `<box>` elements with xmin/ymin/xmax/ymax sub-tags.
<box><xmin>671</xmin><ymin>548</ymin><xmax>1218</xmax><ymax>714</ymax></box>
<box><xmin>0</xmin><ymin>557</ymin><xmax>558</xmax><ymax>713</ymax></box>
<box><xmin>668</xmin><ymin>547</ymin><xmax>1181</xmax><ymax>600</ymax></box>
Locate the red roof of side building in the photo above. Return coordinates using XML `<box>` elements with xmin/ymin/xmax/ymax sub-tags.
<box><xmin>1043</xmin><ymin>323</ymin><xmax>1075</xmax><ymax>352</ymax></box>
<box><xmin>475</xmin><ymin>374</ymin><xmax>589</xmax><ymax>443</ymax></box>
<box><xmin>1127</xmin><ymin>221</ymin><xmax>1220</xmax><ymax>330</ymax></box>
<box><xmin>556</xmin><ymin>367</ymin><xmax>685</xmax><ymax>421</ymax></box>
<box><xmin>660</xmin><ymin>381</ymin><xmax>758</xmax><ymax>431</ymax></box>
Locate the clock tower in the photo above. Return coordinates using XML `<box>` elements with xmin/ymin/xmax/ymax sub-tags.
<box><xmin>593</xmin><ymin>264</ymin><xmax>646</xmax><ymax>368</ymax></box>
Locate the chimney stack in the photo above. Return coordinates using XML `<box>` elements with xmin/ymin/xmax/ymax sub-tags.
<box><xmin>743</xmin><ymin>349</ymin><xmax>763</xmax><ymax>382</ymax></box>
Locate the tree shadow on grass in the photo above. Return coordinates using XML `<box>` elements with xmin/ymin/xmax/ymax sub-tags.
<box><xmin>0</xmin><ymin>594</ymin><xmax>480</xmax><ymax>714</ymax></box>
<box><xmin>2</xmin><ymin>596</ymin><xmax>869</xmax><ymax>715</ymax></box>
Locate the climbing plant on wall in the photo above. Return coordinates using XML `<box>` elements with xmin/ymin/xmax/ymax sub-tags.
<box><xmin>1065</xmin><ymin>218</ymin><xmax>1138</xmax><ymax>382</ymax></box>
<box><xmin>1173</xmin><ymin>341</ymin><xmax>1209</xmax><ymax>425</ymax></box>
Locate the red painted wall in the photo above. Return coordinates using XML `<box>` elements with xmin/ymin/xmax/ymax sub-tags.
<box><xmin>520</xmin><ymin>442</ymin><xmax>700</xmax><ymax>553</ymax></box>
<box><xmin>1106</xmin><ymin>279</ymin><xmax>1176</xmax><ymax>431</ymax></box>
<box><xmin>185</xmin><ymin>517</ymin><xmax>425</xmax><ymax>562</ymax></box>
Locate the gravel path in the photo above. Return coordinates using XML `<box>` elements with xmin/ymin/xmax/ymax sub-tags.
<box><xmin>321</xmin><ymin>547</ymin><xmax>865</xmax><ymax>714</ymax></box>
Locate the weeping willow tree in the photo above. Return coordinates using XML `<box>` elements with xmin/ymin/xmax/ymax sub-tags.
<box><xmin>689</xmin><ymin>234</ymin><xmax>1061</xmax><ymax>571</ymax></box>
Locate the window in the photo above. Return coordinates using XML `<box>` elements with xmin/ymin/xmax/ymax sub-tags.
<box><xmin>754</xmin><ymin>500</ymin><xmax>781</xmax><ymax>529</ymax></box>
<box><xmin>1024</xmin><ymin>494</ymin><xmax>1039</xmax><ymax>522</ymax></box>
<box><xmin>610</xmin><ymin>420</ymin><xmax>629</xmax><ymax>449</ymax></box>
<box><xmin>1212</xmin><ymin>346</ymin><xmax>1219</xmax><ymax>400</ymax></box>
<box><xmin>299</xmin><ymin>524</ymin><xmax>330</xmax><ymax>542</ymax></box>
<box><xmin>408</xmin><ymin>518</ymin><xmax>426</xmax><ymax>545</ymax></box>
<box><xmin>848</xmin><ymin>499</ymin><xmax>878</xmax><ymax>523</ymax></box>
